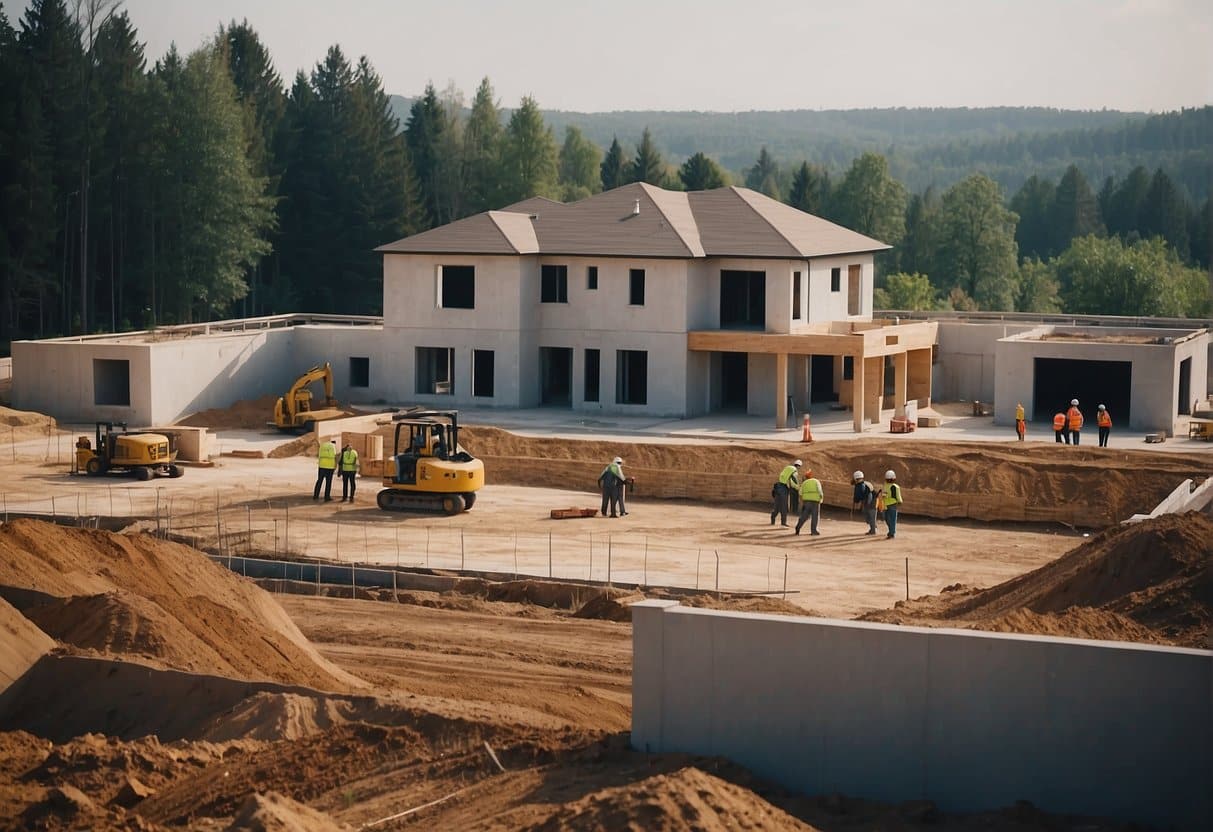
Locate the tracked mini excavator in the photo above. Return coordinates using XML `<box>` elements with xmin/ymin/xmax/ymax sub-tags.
<box><xmin>270</xmin><ymin>362</ymin><xmax>346</xmax><ymax>432</ymax></box>
<box><xmin>377</xmin><ymin>410</ymin><xmax>484</xmax><ymax>515</ymax></box>
<box><xmin>75</xmin><ymin>422</ymin><xmax>184</xmax><ymax>480</ymax></box>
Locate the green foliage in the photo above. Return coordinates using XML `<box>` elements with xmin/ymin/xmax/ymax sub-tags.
<box><xmin>1015</xmin><ymin>258</ymin><xmax>1061</xmax><ymax>313</ymax></box>
<box><xmin>498</xmin><ymin>95</ymin><xmax>558</xmax><ymax>203</ymax></box>
<box><xmin>831</xmin><ymin>152</ymin><xmax>906</xmax><ymax>244</ymax></box>
<box><xmin>599</xmin><ymin>136</ymin><xmax>628</xmax><ymax>191</ymax></box>
<box><xmin>1054</xmin><ymin>235</ymin><xmax>1209</xmax><ymax>317</ymax></box>
<box><xmin>678</xmin><ymin>151</ymin><xmax>727</xmax><ymax>191</ymax></box>
<box><xmin>628</xmin><ymin>127</ymin><xmax>665</xmax><ymax>186</ymax></box>
<box><xmin>1009</xmin><ymin>175</ymin><xmax>1055</xmax><ymax>261</ymax></box>
<box><xmin>897</xmin><ymin>187</ymin><xmax>941</xmax><ymax>277</ymax></box>
<box><xmin>404</xmin><ymin>83</ymin><xmax>450</xmax><ymax>225</ymax></box>
<box><xmin>1139</xmin><ymin>168</ymin><xmax>1189</xmax><ymax>260</ymax></box>
<box><xmin>872</xmin><ymin>273</ymin><xmax>940</xmax><ymax>311</ymax></box>
<box><xmin>462</xmin><ymin>77</ymin><xmax>503</xmax><ymax>214</ymax></box>
<box><xmin>1048</xmin><ymin>165</ymin><xmax>1103</xmax><ymax>255</ymax></box>
<box><xmin>787</xmin><ymin>162</ymin><xmax>829</xmax><ymax>215</ymax></box>
<box><xmin>557</xmin><ymin>125</ymin><xmax>601</xmax><ymax>201</ymax></box>
<box><xmin>745</xmin><ymin>147</ymin><xmax>781</xmax><ymax>198</ymax></box>
<box><xmin>938</xmin><ymin>174</ymin><xmax>1019</xmax><ymax>310</ymax></box>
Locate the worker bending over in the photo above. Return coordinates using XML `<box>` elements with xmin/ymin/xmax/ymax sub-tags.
<box><xmin>598</xmin><ymin>456</ymin><xmax>626</xmax><ymax>518</ymax></box>
<box><xmin>852</xmin><ymin>470</ymin><xmax>878</xmax><ymax>535</ymax></box>
<box><xmin>794</xmin><ymin>468</ymin><xmax>824</xmax><ymax>536</ymax></box>
<box><xmin>770</xmin><ymin>459</ymin><xmax>802</xmax><ymax>526</ymax></box>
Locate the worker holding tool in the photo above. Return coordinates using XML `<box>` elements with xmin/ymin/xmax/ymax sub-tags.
<box><xmin>794</xmin><ymin>467</ymin><xmax>824</xmax><ymax>535</ymax></box>
<box><xmin>598</xmin><ymin>456</ymin><xmax>625</xmax><ymax>518</ymax></box>
<box><xmin>1097</xmin><ymin>404</ymin><xmax>1112</xmax><ymax>447</ymax></box>
<box><xmin>881</xmin><ymin>469</ymin><xmax>903</xmax><ymax>539</ymax></box>
<box><xmin>852</xmin><ymin>470</ymin><xmax>878</xmax><ymax>535</ymax></box>
<box><xmin>1015</xmin><ymin>402</ymin><xmax>1026</xmax><ymax>442</ymax></box>
<box><xmin>339</xmin><ymin>442</ymin><xmax>360</xmax><ymax>502</ymax></box>
<box><xmin>313</xmin><ymin>438</ymin><xmax>337</xmax><ymax>502</ymax></box>
<box><xmin>1067</xmin><ymin>399</ymin><xmax>1084</xmax><ymax>445</ymax></box>
<box><xmin>770</xmin><ymin>459</ymin><xmax>802</xmax><ymax>526</ymax></box>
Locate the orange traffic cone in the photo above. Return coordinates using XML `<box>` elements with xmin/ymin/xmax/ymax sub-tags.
<box><xmin>801</xmin><ymin>413</ymin><xmax>813</xmax><ymax>443</ymax></box>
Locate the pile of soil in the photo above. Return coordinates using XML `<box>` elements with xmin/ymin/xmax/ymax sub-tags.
<box><xmin>0</xmin><ymin>405</ymin><xmax>57</xmax><ymax>440</ymax></box>
<box><xmin>863</xmin><ymin>512</ymin><xmax>1212</xmax><ymax>647</ymax></box>
<box><xmin>448</xmin><ymin>426</ymin><xmax>1211</xmax><ymax>524</ymax></box>
<box><xmin>176</xmin><ymin>394</ymin><xmax>280</xmax><ymax>430</ymax></box>
<box><xmin>228</xmin><ymin>792</ymin><xmax>345</xmax><ymax>832</ymax></box>
<box><xmin>0</xmin><ymin>519</ymin><xmax>350</xmax><ymax>689</ymax></box>
<box><xmin>269</xmin><ymin>434</ymin><xmax>319</xmax><ymax>458</ymax></box>
<box><xmin>0</xmin><ymin>597</ymin><xmax>54</xmax><ymax>693</ymax></box>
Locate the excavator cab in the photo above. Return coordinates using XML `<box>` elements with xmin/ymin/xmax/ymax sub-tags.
<box><xmin>270</xmin><ymin>362</ymin><xmax>345</xmax><ymax>432</ymax></box>
<box><xmin>378</xmin><ymin>410</ymin><xmax>483</xmax><ymax>515</ymax></box>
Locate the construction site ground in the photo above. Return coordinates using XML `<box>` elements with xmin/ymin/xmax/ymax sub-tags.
<box><xmin>0</xmin><ymin>400</ymin><xmax>1209</xmax><ymax>829</ymax></box>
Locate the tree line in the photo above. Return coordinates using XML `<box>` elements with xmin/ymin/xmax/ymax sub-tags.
<box><xmin>1</xmin><ymin>1</ymin><xmax>1208</xmax><ymax>354</ymax></box>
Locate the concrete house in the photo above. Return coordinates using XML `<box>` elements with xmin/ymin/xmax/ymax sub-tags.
<box><xmin>378</xmin><ymin>182</ymin><xmax>938</xmax><ymax>430</ymax></box>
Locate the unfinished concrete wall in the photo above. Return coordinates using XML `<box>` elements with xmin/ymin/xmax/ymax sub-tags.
<box><xmin>932</xmin><ymin>321</ymin><xmax>1036</xmax><ymax>402</ymax></box>
<box><xmin>632</xmin><ymin>602</ymin><xmax>1211</xmax><ymax>831</ymax></box>
<box><xmin>13</xmin><ymin>341</ymin><xmax>154</xmax><ymax>425</ymax></box>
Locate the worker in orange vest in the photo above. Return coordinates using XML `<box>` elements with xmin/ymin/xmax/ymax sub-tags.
<box><xmin>1096</xmin><ymin>404</ymin><xmax>1112</xmax><ymax>447</ymax></box>
<box><xmin>1053</xmin><ymin>410</ymin><xmax>1066</xmax><ymax>443</ymax></box>
<box><xmin>1067</xmin><ymin>399</ymin><xmax>1084</xmax><ymax>445</ymax></box>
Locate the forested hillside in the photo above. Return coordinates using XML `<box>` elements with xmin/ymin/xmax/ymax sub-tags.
<box><xmin>1</xmin><ymin>1</ymin><xmax>1208</xmax><ymax>355</ymax></box>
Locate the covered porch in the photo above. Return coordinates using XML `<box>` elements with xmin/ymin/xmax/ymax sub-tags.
<box><xmin>688</xmin><ymin>320</ymin><xmax>939</xmax><ymax>432</ymax></box>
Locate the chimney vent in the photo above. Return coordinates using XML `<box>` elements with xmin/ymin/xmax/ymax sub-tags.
<box><xmin>632</xmin><ymin>199</ymin><xmax>640</xmax><ymax>216</ymax></box>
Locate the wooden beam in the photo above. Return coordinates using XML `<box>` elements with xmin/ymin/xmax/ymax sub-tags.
<box><xmin>852</xmin><ymin>354</ymin><xmax>865</xmax><ymax>433</ymax></box>
<box><xmin>894</xmin><ymin>351</ymin><xmax>908</xmax><ymax>417</ymax></box>
<box><xmin>775</xmin><ymin>352</ymin><xmax>788</xmax><ymax>429</ymax></box>
<box><xmin>689</xmin><ymin>330</ymin><xmax>862</xmax><ymax>357</ymax></box>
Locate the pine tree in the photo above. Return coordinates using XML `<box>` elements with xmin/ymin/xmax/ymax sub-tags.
<box><xmin>557</xmin><ymin>125</ymin><xmax>602</xmax><ymax>201</ymax></box>
<box><xmin>498</xmin><ymin>95</ymin><xmax>557</xmax><ymax>203</ymax></box>
<box><xmin>831</xmin><ymin>152</ymin><xmax>907</xmax><ymax>245</ymax></box>
<box><xmin>600</xmin><ymin>136</ymin><xmax>628</xmax><ymax>190</ymax></box>
<box><xmin>463</xmin><ymin>77</ymin><xmax>502</xmax><ymax>213</ymax></box>
<box><xmin>404</xmin><ymin>83</ymin><xmax>449</xmax><ymax>226</ymax></box>
<box><xmin>627</xmin><ymin>127</ymin><xmax>664</xmax><ymax>186</ymax></box>
<box><xmin>745</xmin><ymin>147</ymin><xmax>780</xmax><ymax>198</ymax></box>
<box><xmin>1009</xmin><ymin>175</ymin><xmax>1055</xmax><ymax>261</ymax></box>
<box><xmin>899</xmin><ymin>188</ymin><xmax>941</xmax><ymax>279</ymax></box>
<box><xmin>678</xmin><ymin>151</ymin><xmax>727</xmax><ymax>191</ymax></box>
<box><xmin>1048</xmin><ymin>164</ymin><xmax>1103</xmax><ymax>254</ymax></box>
<box><xmin>1139</xmin><ymin>168</ymin><xmax>1190</xmax><ymax>260</ymax></box>
<box><xmin>787</xmin><ymin>162</ymin><xmax>828</xmax><ymax>214</ymax></box>
<box><xmin>1101</xmin><ymin>166</ymin><xmax>1150</xmax><ymax>239</ymax></box>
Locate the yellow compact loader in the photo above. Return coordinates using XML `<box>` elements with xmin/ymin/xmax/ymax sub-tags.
<box><xmin>75</xmin><ymin>422</ymin><xmax>184</xmax><ymax>480</ymax></box>
<box><xmin>377</xmin><ymin>410</ymin><xmax>483</xmax><ymax>514</ymax></box>
<box><xmin>270</xmin><ymin>362</ymin><xmax>345</xmax><ymax>432</ymax></box>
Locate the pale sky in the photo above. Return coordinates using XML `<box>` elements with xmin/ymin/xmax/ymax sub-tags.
<box><xmin>4</xmin><ymin>0</ymin><xmax>1211</xmax><ymax>112</ymax></box>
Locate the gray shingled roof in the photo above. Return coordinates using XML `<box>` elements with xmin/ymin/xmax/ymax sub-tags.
<box><xmin>377</xmin><ymin>183</ymin><xmax>889</xmax><ymax>258</ymax></box>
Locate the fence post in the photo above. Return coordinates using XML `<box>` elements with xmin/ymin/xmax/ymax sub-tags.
<box><xmin>426</xmin><ymin>526</ymin><xmax>431</xmax><ymax>569</ymax></box>
<box><xmin>513</xmin><ymin>531</ymin><xmax>518</xmax><ymax>580</ymax></box>
<box><xmin>108</xmin><ymin>486</ymin><xmax>113</xmax><ymax>517</ymax></box>
<box><xmin>285</xmin><ymin>504</ymin><xmax>289</xmax><ymax>556</ymax></box>
<box><xmin>588</xmin><ymin>534</ymin><xmax>593</xmax><ymax>581</ymax></box>
<box><xmin>336</xmin><ymin>515</ymin><xmax>340</xmax><ymax>560</ymax></box>
<box><xmin>395</xmin><ymin>525</ymin><xmax>400</xmax><ymax>569</ymax></box>
<box><xmin>247</xmin><ymin>506</ymin><xmax>253</xmax><ymax>555</ymax></box>
<box><xmin>695</xmin><ymin>549</ymin><xmax>701</xmax><ymax>590</ymax></box>
<box><xmin>905</xmin><ymin>557</ymin><xmax>910</xmax><ymax>601</ymax></box>
<box><xmin>607</xmin><ymin>535</ymin><xmax>612</xmax><ymax>588</ymax></box>
<box><xmin>783</xmin><ymin>553</ymin><xmax>789</xmax><ymax>598</ymax></box>
<box><xmin>460</xmin><ymin>528</ymin><xmax>465</xmax><ymax>572</ymax></box>
<box><xmin>643</xmin><ymin>536</ymin><xmax>648</xmax><ymax>586</ymax></box>
<box><xmin>548</xmin><ymin>532</ymin><xmax>552</xmax><ymax>578</ymax></box>
<box><xmin>714</xmin><ymin>550</ymin><xmax>720</xmax><ymax>597</ymax></box>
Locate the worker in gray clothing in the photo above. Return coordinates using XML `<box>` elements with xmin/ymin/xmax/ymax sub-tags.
<box><xmin>851</xmin><ymin>470</ymin><xmax>878</xmax><ymax>535</ymax></box>
<box><xmin>770</xmin><ymin>459</ymin><xmax>802</xmax><ymax>526</ymax></box>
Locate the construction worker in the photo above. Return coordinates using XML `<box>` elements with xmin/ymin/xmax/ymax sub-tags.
<box><xmin>339</xmin><ymin>442</ymin><xmax>360</xmax><ymax>502</ymax></box>
<box><xmin>1067</xmin><ymin>398</ymin><xmax>1084</xmax><ymax>446</ymax></box>
<box><xmin>1053</xmin><ymin>410</ymin><xmax>1067</xmax><ymax>443</ymax></box>
<box><xmin>1015</xmin><ymin>402</ymin><xmax>1026</xmax><ymax>442</ymax></box>
<box><xmin>598</xmin><ymin>456</ymin><xmax>624</xmax><ymax>518</ymax></box>
<box><xmin>313</xmin><ymin>439</ymin><xmax>337</xmax><ymax>502</ymax></box>
<box><xmin>770</xmin><ymin>459</ymin><xmax>802</xmax><ymax>527</ymax></box>
<box><xmin>852</xmin><ymin>470</ymin><xmax>878</xmax><ymax>535</ymax></box>
<box><xmin>882</xmin><ymin>469</ymin><xmax>903</xmax><ymax>539</ymax></box>
<box><xmin>794</xmin><ymin>468</ymin><xmax>824</xmax><ymax>535</ymax></box>
<box><xmin>1097</xmin><ymin>404</ymin><xmax>1112</xmax><ymax>447</ymax></box>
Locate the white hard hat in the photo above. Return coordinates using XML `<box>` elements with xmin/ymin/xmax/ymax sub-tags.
<box><xmin>853</xmin><ymin>470</ymin><xmax>864</xmax><ymax>480</ymax></box>
<box><xmin>1098</xmin><ymin>404</ymin><xmax>1106</xmax><ymax>411</ymax></box>
<box><xmin>885</xmin><ymin>470</ymin><xmax>896</xmax><ymax>480</ymax></box>
<box><xmin>613</xmin><ymin>456</ymin><xmax>622</xmax><ymax>464</ymax></box>
<box><xmin>793</xmin><ymin>459</ymin><xmax>802</xmax><ymax>467</ymax></box>
<box><xmin>1070</xmin><ymin>399</ymin><xmax>1079</xmax><ymax>406</ymax></box>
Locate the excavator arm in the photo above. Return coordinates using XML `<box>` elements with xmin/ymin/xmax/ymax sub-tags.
<box><xmin>274</xmin><ymin>363</ymin><xmax>338</xmax><ymax>428</ymax></box>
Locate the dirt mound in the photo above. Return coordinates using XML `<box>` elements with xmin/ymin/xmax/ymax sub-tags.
<box><xmin>198</xmin><ymin>692</ymin><xmax>398</xmax><ymax>743</ymax></box>
<box><xmin>177</xmin><ymin>395</ymin><xmax>280</xmax><ymax>430</ymax></box>
<box><xmin>863</xmin><ymin>512</ymin><xmax>1212</xmax><ymax>646</ymax></box>
<box><xmin>0</xmin><ymin>519</ymin><xmax>352</xmax><ymax>689</ymax></box>
<box><xmin>683</xmin><ymin>594</ymin><xmax>816</xmax><ymax>617</ymax></box>
<box><xmin>574</xmin><ymin>590</ymin><xmax>646</xmax><ymax>622</ymax></box>
<box><xmin>227</xmin><ymin>791</ymin><xmax>346</xmax><ymax>831</ymax></box>
<box><xmin>531</xmin><ymin>766</ymin><xmax>815</xmax><ymax>831</ymax></box>
<box><xmin>0</xmin><ymin>597</ymin><xmax>54</xmax><ymax>694</ymax></box>
<box><xmin>269</xmin><ymin>434</ymin><xmax>319</xmax><ymax>458</ymax></box>
<box><xmin>0</xmin><ymin>404</ymin><xmax>55</xmax><ymax>430</ymax></box>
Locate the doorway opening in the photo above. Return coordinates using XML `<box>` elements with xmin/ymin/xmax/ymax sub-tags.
<box><xmin>719</xmin><ymin>352</ymin><xmax>747</xmax><ymax>411</ymax></box>
<box><xmin>539</xmin><ymin>347</ymin><xmax>573</xmax><ymax>407</ymax></box>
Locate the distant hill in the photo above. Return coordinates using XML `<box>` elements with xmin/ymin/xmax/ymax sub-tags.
<box><xmin>387</xmin><ymin>97</ymin><xmax>1211</xmax><ymax>201</ymax></box>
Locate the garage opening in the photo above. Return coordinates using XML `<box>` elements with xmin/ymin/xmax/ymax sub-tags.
<box><xmin>539</xmin><ymin>347</ymin><xmax>572</xmax><ymax>407</ymax></box>
<box><xmin>1032</xmin><ymin>357</ymin><xmax>1131</xmax><ymax>423</ymax></box>
<box><xmin>719</xmin><ymin>352</ymin><xmax>747</xmax><ymax>410</ymax></box>
<box><xmin>93</xmin><ymin>359</ymin><xmax>131</xmax><ymax>406</ymax></box>
<box><xmin>810</xmin><ymin>354</ymin><xmax>836</xmax><ymax>402</ymax></box>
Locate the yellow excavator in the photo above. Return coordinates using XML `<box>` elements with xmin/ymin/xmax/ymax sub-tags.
<box><xmin>378</xmin><ymin>410</ymin><xmax>484</xmax><ymax>514</ymax></box>
<box><xmin>75</xmin><ymin>422</ymin><xmax>184</xmax><ymax>480</ymax></box>
<box><xmin>270</xmin><ymin>362</ymin><xmax>346</xmax><ymax>432</ymax></box>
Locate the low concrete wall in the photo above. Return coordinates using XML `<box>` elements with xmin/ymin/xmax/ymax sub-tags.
<box><xmin>632</xmin><ymin>601</ymin><xmax>1212</xmax><ymax>830</ymax></box>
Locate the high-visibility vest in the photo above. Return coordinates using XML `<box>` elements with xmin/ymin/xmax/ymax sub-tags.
<box><xmin>1015</xmin><ymin>404</ymin><xmax>1025</xmax><ymax>422</ymax></box>
<box><xmin>340</xmin><ymin>448</ymin><xmax>359</xmax><ymax>472</ymax></box>
<box><xmin>1068</xmin><ymin>407</ymin><xmax>1084</xmax><ymax>431</ymax></box>
<box><xmin>884</xmin><ymin>483</ymin><xmax>903</xmax><ymax>506</ymax></box>
<box><xmin>778</xmin><ymin>465</ymin><xmax>799</xmax><ymax>486</ymax></box>
<box><xmin>317</xmin><ymin>443</ymin><xmax>337</xmax><ymax>469</ymax></box>
<box><xmin>799</xmin><ymin>478</ymin><xmax>823</xmax><ymax>503</ymax></box>
<box><xmin>1097</xmin><ymin>411</ymin><xmax>1111</xmax><ymax>428</ymax></box>
<box><xmin>1053</xmin><ymin>413</ymin><xmax>1065</xmax><ymax>430</ymax></box>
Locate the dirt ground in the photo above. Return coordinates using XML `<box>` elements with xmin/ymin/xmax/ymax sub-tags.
<box><xmin>0</xmin><ymin>406</ymin><xmax>1207</xmax><ymax>829</ymax></box>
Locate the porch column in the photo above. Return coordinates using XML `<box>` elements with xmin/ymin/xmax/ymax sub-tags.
<box><xmin>775</xmin><ymin>352</ymin><xmax>788</xmax><ymax>429</ymax></box>
<box><xmin>894</xmin><ymin>350</ymin><xmax>908</xmax><ymax>417</ymax></box>
<box><xmin>852</xmin><ymin>353</ymin><xmax>865</xmax><ymax>432</ymax></box>
<box><xmin>907</xmin><ymin>347</ymin><xmax>933</xmax><ymax>407</ymax></box>
<box><xmin>864</xmin><ymin>356</ymin><xmax>883</xmax><ymax>425</ymax></box>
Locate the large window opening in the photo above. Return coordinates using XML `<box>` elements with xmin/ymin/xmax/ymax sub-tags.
<box><xmin>439</xmin><ymin>265</ymin><xmax>475</xmax><ymax>309</ymax></box>
<box><xmin>587</xmin><ymin>266</ymin><xmax>598</xmax><ymax>290</ymax></box>
<box><xmin>584</xmin><ymin>348</ymin><xmax>600</xmax><ymax>402</ymax></box>
<box><xmin>93</xmin><ymin>359</ymin><xmax>131</xmax><ymax>406</ymax></box>
<box><xmin>616</xmin><ymin>350</ymin><xmax>648</xmax><ymax>405</ymax></box>
<box><xmin>629</xmin><ymin>269</ymin><xmax>646</xmax><ymax>305</ymax></box>
<box><xmin>539</xmin><ymin>347</ymin><xmax>573</xmax><ymax>407</ymax></box>
<box><xmin>1178</xmin><ymin>357</ymin><xmax>1191</xmax><ymax>415</ymax></box>
<box><xmin>720</xmin><ymin>270</ymin><xmax>766</xmax><ymax>329</ymax></box>
<box><xmin>792</xmin><ymin>271</ymin><xmax>802</xmax><ymax>320</ymax></box>
<box><xmin>810</xmin><ymin>354</ymin><xmax>837</xmax><ymax>403</ymax></box>
<box><xmin>416</xmin><ymin>347</ymin><xmax>455</xmax><ymax>395</ymax></box>
<box><xmin>1032</xmin><ymin>357</ymin><xmax>1131</xmax><ymax>423</ymax></box>
<box><xmin>830</xmin><ymin>267</ymin><xmax>841</xmax><ymax>292</ymax></box>
<box><xmin>541</xmin><ymin>265</ymin><xmax>568</xmax><ymax>303</ymax></box>
<box><xmin>472</xmin><ymin>350</ymin><xmax>495</xmax><ymax>398</ymax></box>
<box><xmin>349</xmin><ymin>357</ymin><xmax>370</xmax><ymax>388</ymax></box>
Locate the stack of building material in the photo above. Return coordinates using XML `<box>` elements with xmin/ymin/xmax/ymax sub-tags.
<box><xmin>890</xmin><ymin>416</ymin><xmax>915</xmax><ymax>433</ymax></box>
<box><xmin>341</xmin><ymin>430</ymin><xmax>384</xmax><ymax>478</ymax></box>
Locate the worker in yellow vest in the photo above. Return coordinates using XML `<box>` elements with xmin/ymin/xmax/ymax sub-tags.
<box><xmin>770</xmin><ymin>460</ymin><xmax>802</xmax><ymax>526</ymax></box>
<box><xmin>881</xmin><ymin>469</ymin><xmax>903</xmax><ymax>539</ymax></box>
<box><xmin>1015</xmin><ymin>402</ymin><xmax>1026</xmax><ymax>442</ymax></box>
<box><xmin>1067</xmin><ymin>399</ymin><xmax>1084</xmax><ymax>445</ymax></box>
<box><xmin>1053</xmin><ymin>411</ymin><xmax>1066</xmax><ymax>444</ymax></box>
<box><xmin>313</xmin><ymin>439</ymin><xmax>337</xmax><ymax>502</ymax></box>
<box><xmin>794</xmin><ymin>469</ymin><xmax>824</xmax><ymax>536</ymax></box>
<box><xmin>1096</xmin><ymin>404</ymin><xmax>1112</xmax><ymax>447</ymax></box>
<box><xmin>339</xmin><ymin>442</ymin><xmax>360</xmax><ymax>502</ymax></box>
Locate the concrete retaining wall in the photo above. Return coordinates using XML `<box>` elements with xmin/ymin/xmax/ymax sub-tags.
<box><xmin>632</xmin><ymin>601</ymin><xmax>1212</xmax><ymax>830</ymax></box>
